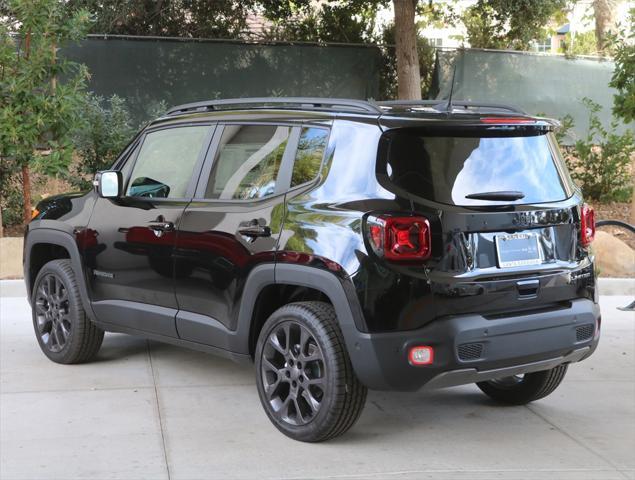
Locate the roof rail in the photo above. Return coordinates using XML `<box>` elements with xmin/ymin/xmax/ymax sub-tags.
<box><xmin>166</xmin><ymin>97</ymin><xmax>383</xmax><ymax>116</ymax></box>
<box><xmin>376</xmin><ymin>100</ymin><xmax>526</xmax><ymax>115</ymax></box>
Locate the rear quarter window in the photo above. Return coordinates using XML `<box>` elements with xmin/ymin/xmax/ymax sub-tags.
<box><xmin>379</xmin><ymin>130</ymin><xmax>573</xmax><ymax>206</ymax></box>
<box><xmin>291</xmin><ymin>127</ymin><xmax>329</xmax><ymax>187</ymax></box>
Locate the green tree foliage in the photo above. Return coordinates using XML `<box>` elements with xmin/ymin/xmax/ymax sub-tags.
<box><xmin>609</xmin><ymin>8</ymin><xmax>635</xmax><ymax>123</ymax></box>
<box><xmin>463</xmin><ymin>0</ymin><xmax>568</xmax><ymax>50</ymax></box>
<box><xmin>70</xmin><ymin>94</ymin><xmax>135</xmax><ymax>189</ymax></box>
<box><xmin>562</xmin><ymin>31</ymin><xmax>599</xmax><ymax>56</ymax></box>
<box><xmin>563</xmin><ymin>98</ymin><xmax>634</xmax><ymax>202</ymax></box>
<box><xmin>260</xmin><ymin>0</ymin><xmax>383</xmax><ymax>44</ymax></box>
<box><xmin>0</xmin><ymin>0</ymin><xmax>90</xmax><ymax>223</ymax></box>
<box><xmin>66</xmin><ymin>0</ymin><xmax>256</xmax><ymax>38</ymax></box>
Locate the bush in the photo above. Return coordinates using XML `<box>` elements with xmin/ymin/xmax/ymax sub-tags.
<box><xmin>0</xmin><ymin>176</ymin><xmax>24</xmax><ymax>229</ymax></box>
<box><xmin>609</xmin><ymin>8</ymin><xmax>635</xmax><ymax>123</ymax></box>
<box><xmin>562</xmin><ymin>98</ymin><xmax>634</xmax><ymax>202</ymax></box>
<box><xmin>69</xmin><ymin>93</ymin><xmax>136</xmax><ymax>190</ymax></box>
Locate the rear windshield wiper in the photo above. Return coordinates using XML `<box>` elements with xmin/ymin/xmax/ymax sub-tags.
<box><xmin>465</xmin><ymin>191</ymin><xmax>525</xmax><ymax>201</ymax></box>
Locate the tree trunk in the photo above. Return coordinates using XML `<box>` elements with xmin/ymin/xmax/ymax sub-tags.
<box><xmin>0</xmin><ymin>204</ymin><xmax>4</xmax><ymax>238</ymax></box>
<box><xmin>593</xmin><ymin>0</ymin><xmax>618</xmax><ymax>54</ymax></box>
<box><xmin>631</xmin><ymin>157</ymin><xmax>635</xmax><ymax>226</ymax></box>
<box><xmin>21</xmin><ymin>30</ymin><xmax>32</xmax><ymax>225</ymax></box>
<box><xmin>393</xmin><ymin>0</ymin><xmax>421</xmax><ymax>100</ymax></box>
<box><xmin>22</xmin><ymin>165</ymin><xmax>31</xmax><ymax>224</ymax></box>
<box><xmin>51</xmin><ymin>41</ymin><xmax>56</xmax><ymax>91</ymax></box>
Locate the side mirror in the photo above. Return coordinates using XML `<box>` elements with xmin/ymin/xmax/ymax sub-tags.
<box><xmin>94</xmin><ymin>171</ymin><xmax>122</xmax><ymax>198</ymax></box>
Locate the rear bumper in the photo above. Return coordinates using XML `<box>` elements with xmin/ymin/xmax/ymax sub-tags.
<box><xmin>347</xmin><ymin>298</ymin><xmax>600</xmax><ymax>391</ymax></box>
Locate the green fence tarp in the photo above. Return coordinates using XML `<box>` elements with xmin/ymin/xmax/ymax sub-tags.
<box><xmin>433</xmin><ymin>49</ymin><xmax>632</xmax><ymax>143</ymax></box>
<box><xmin>63</xmin><ymin>36</ymin><xmax>383</xmax><ymax>122</ymax></box>
<box><xmin>63</xmin><ymin>38</ymin><xmax>631</xmax><ymax>142</ymax></box>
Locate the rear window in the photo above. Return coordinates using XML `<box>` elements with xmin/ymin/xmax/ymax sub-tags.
<box><xmin>380</xmin><ymin>131</ymin><xmax>571</xmax><ymax>206</ymax></box>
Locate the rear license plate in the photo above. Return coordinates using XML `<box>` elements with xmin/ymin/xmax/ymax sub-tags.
<box><xmin>495</xmin><ymin>233</ymin><xmax>542</xmax><ymax>268</ymax></box>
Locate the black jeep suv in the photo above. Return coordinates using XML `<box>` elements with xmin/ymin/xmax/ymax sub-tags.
<box><xmin>24</xmin><ymin>97</ymin><xmax>600</xmax><ymax>442</ymax></box>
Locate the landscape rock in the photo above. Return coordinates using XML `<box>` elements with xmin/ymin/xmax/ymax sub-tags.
<box><xmin>593</xmin><ymin>231</ymin><xmax>635</xmax><ymax>278</ymax></box>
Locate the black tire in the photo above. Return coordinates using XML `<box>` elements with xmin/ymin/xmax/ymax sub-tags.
<box><xmin>31</xmin><ymin>259</ymin><xmax>104</xmax><ymax>364</ymax></box>
<box><xmin>476</xmin><ymin>364</ymin><xmax>568</xmax><ymax>405</ymax></box>
<box><xmin>255</xmin><ymin>301</ymin><xmax>367</xmax><ymax>442</ymax></box>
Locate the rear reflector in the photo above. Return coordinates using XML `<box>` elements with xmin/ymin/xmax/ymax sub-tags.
<box><xmin>580</xmin><ymin>203</ymin><xmax>595</xmax><ymax>247</ymax></box>
<box><xmin>366</xmin><ymin>215</ymin><xmax>431</xmax><ymax>261</ymax></box>
<box><xmin>408</xmin><ymin>346</ymin><xmax>434</xmax><ymax>366</ymax></box>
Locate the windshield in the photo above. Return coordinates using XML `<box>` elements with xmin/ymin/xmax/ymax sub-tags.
<box><xmin>380</xmin><ymin>130</ymin><xmax>572</xmax><ymax>206</ymax></box>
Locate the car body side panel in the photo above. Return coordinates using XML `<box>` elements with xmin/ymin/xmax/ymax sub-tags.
<box><xmin>276</xmin><ymin>119</ymin><xmax>392</xmax><ymax>291</ymax></box>
<box><xmin>173</xmin><ymin>197</ymin><xmax>285</xmax><ymax>333</ymax></box>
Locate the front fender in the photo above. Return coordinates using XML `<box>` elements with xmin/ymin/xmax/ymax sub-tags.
<box><xmin>24</xmin><ymin>227</ymin><xmax>96</xmax><ymax>321</ymax></box>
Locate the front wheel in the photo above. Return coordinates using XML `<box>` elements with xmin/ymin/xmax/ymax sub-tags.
<box><xmin>476</xmin><ymin>364</ymin><xmax>569</xmax><ymax>405</ymax></box>
<box><xmin>255</xmin><ymin>301</ymin><xmax>367</xmax><ymax>442</ymax></box>
<box><xmin>31</xmin><ymin>259</ymin><xmax>104</xmax><ymax>364</ymax></box>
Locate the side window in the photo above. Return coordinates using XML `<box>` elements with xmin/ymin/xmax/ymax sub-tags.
<box><xmin>290</xmin><ymin>127</ymin><xmax>329</xmax><ymax>187</ymax></box>
<box><xmin>126</xmin><ymin>126</ymin><xmax>210</xmax><ymax>199</ymax></box>
<box><xmin>204</xmin><ymin>124</ymin><xmax>290</xmax><ymax>200</ymax></box>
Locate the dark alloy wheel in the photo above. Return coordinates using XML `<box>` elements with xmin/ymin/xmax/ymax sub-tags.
<box><xmin>34</xmin><ymin>273</ymin><xmax>72</xmax><ymax>353</ymax></box>
<box><xmin>255</xmin><ymin>301</ymin><xmax>367</xmax><ymax>442</ymax></box>
<box><xmin>260</xmin><ymin>320</ymin><xmax>326</xmax><ymax>426</ymax></box>
<box><xmin>31</xmin><ymin>259</ymin><xmax>104</xmax><ymax>364</ymax></box>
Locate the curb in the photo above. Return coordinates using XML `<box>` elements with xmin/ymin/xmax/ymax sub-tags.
<box><xmin>1</xmin><ymin>277</ymin><xmax>633</xmax><ymax>298</ymax></box>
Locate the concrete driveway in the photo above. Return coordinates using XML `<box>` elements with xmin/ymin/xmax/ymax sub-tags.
<box><xmin>1</xmin><ymin>283</ymin><xmax>633</xmax><ymax>480</ymax></box>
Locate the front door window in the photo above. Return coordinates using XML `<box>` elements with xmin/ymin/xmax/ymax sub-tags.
<box><xmin>127</xmin><ymin>126</ymin><xmax>210</xmax><ymax>199</ymax></box>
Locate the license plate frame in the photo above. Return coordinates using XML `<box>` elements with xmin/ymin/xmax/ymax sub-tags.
<box><xmin>495</xmin><ymin>233</ymin><xmax>542</xmax><ymax>268</ymax></box>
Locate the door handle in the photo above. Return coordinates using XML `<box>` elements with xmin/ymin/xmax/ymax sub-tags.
<box><xmin>238</xmin><ymin>220</ymin><xmax>271</xmax><ymax>238</ymax></box>
<box><xmin>148</xmin><ymin>216</ymin><xmax>174</xmax><ymax>232</ymax></box>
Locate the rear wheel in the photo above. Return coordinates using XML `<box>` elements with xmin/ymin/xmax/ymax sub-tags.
<box><xmin>476</xmin><ymin>365</ymin><xmax>568</xmax><ymax>405</ymax></box>
<box><xmin>31</xmin><ymin>259</ymin><xmax>104</xmax><ymax>364</ymax></box>
<box><xmin>255</xmin><ymin>301</ymin><xmax>367</xmax><ymax>442</ymax></box>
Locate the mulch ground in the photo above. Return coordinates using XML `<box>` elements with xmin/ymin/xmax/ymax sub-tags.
<box><xmin>3</xmin><ymin>225</ymin><xmax>25</xmax><ymax>237</ymax></box>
